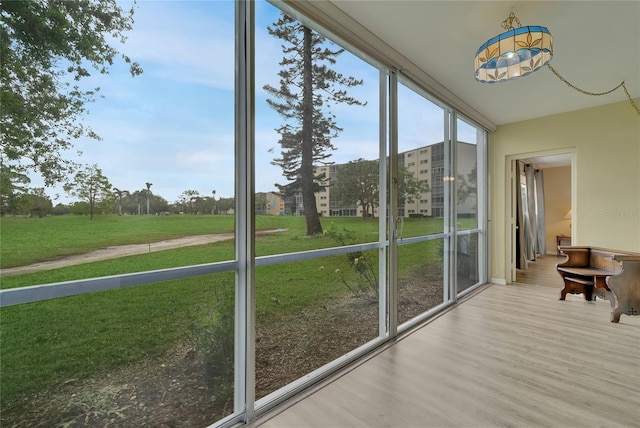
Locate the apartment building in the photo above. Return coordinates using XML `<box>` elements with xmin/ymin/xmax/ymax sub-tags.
<box><xmin>309</xmin><ymin>141</ymin><xmax>477</xmax><ymax>219</ymax></box>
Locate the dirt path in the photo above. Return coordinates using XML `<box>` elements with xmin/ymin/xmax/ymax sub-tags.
<box><xmin>1</xmin><ymin>229</ymin><xmax>287</xmax><ymax>276</ymax></box>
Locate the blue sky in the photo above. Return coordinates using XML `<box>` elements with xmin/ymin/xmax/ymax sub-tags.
<box><xmin>37</xmin><ymin>0</ymin><xmax>471</xmax><ymax>205</ymax></box>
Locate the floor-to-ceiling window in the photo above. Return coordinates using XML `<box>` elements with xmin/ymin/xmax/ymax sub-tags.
<box><xmin>253</xmin><ymin>1</ymin><xmax>387</xmax><ymax>406</ymax></box>
<box><xmin>1</xmin><ymin>1</ymin><xmax>239</xmax><ymax>426</ymax></box>
<box><xmin>455</xmin><ymin>116</ymin><xmax>487</xmax><ymax>294</ymax></box>
<box><xmin>0</xmin><ymin>2</ymin><xmax>488</xmax><ymax>427</ymax></box>
<box><xmin>395</xmin><ymin>81</ymin><xmax>449</xmax><ymax>327</ymax></box>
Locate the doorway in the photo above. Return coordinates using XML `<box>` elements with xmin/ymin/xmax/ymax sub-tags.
<box><xmin>509</xmin><ymin>152</ymin><xmax>573</xmax><ymax>284</ymax></box>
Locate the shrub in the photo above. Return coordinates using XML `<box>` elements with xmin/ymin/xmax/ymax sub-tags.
<box><xmin>324</xmin><ymin>223</ymin><xmax>378</xmax><ymax>301</ymax></box>
<box><xmin>175</xmin><ymin>285</ymin><xmax>234</xmax><ymax>409</ymax></box>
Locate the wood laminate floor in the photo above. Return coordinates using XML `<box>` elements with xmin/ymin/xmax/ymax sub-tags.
<box><xmin>516</xmin><ymin>254</ymin><xmax>567</xmax><ymax>288</ymax></box>
<box><xmin>255</xmin><ymin>259</ymin><xmax>640</xmax><ymax>428</ymax></box>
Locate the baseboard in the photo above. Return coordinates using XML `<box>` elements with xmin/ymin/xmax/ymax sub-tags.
<box><xmin>491</xmin><ymin>277</ymin><xmax>507</xmax><ymax>285</ymax></box>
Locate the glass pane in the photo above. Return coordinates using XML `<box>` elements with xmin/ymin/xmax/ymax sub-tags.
<box><xmin>0</xmin><ymin>274</ymin><xmax>235</xmax><ymax>427</ymax></box>
<box><xmin>254</xmin><ymin>1</ymin><xmax>384</xmax><ymax>401</ymax></box>
<box><xmin>457</xmin><ymin>232</ymin><xmax>480</xmax><ymax>293</ymax></box>
<box><xmin>1</xmin><ymin>1</ymin><xmax>236</xmax><ymax>287</ymax></box>
<box><xmin>397</xmin><ymin>238</ymin><xmax>445</xmax><ymax>326</ymax></box>
<box><xmin>397</xmin><ymin>82</ymin><xmax>445</xmax><ymax>231</ymax></box>
<box><xmin>255</xmin><ymin>2</ymin><xmax>381</xmax><ymax>254</ymax></box>
<box><xmin>255</xmin><ymin>252</ymin><xmax>380</xmax><ymax>398</ymax></box>
<box><xmin>456</xmin><ymin>118</ymin><xmax>479</xmax><ymax>230</ymax></box>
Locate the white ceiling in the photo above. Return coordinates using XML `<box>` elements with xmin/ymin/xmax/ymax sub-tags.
<box><xmin>330</xmin><ymin>1</ymin><xmax>640</xmax><ymax>125</ymax></box>
<box><xmin>523</xmin><ymin>153</ymin><xmax>571</xmax><ymax>169</ymax></box>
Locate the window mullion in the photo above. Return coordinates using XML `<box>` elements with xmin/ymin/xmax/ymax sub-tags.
<box><xmin>387</xmin><ymin>69</ymin><xmax>399</xmax><ymax>337</ymax></box>
<box><xmin>235</xmin><ymin>0</ymin><xmax>255</xmax><ymax>421</ymax></box>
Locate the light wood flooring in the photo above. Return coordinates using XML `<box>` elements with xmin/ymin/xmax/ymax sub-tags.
<box><xmin>516</xmin><ymin>254</ymin><xmax>567</xmax><ymax>288</ymax></box>
<box><xmin>253</xmin><ymin>257</ymin><xmax>640</xmax><ymax>428</ymax></box>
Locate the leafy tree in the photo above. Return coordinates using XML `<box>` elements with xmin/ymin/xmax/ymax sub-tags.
<box><xmin>69</xmin><ymin>201</ymin><xmax>90</xmax><ymax>216</ymax></box>
<box><xmin>151</xmin><ymin>194</ymin><xmax>170</xmax><ymax>214</ymax></box>
<box><xmin>215</xmin><ymin>197</ymin><xmax>235</xmax><ymax>214</ymax></box>
<box><xmin>331</xmin><ymin>160</ymin><xmax>429</xmax><ymax>219</ymax></box>
<box><xmin>457</xmin><ymin>164</ymin><xmax>477</xmax><ymax>210</ymax></box>
<box><xmin>331</xmin><ymin>159</ymin><xmax>379</xmax><ymax>219</ymax></box>
<box><xmin>255</xmin><ymin>192</ymin><xmax>268</xmax><ymax>215</ymax></box>
<box><xmin>191</xmin><ymin>196</ymin><xmax>208</xmax><ymax>215</ymax></box>
<box><xmin>264</xmin><ymin>13</ymin><xmax>366</xmax><ymax>235</ymax></box>
<box><xmin>0</xmin><ymin>163</ymin><xmax>30</xmax><ymax>215</ymax></box>
<box><xmin>52</xmin><ymin>203</ymin><xmax>70</xmax><ymax>216</ymax></box>
<box><xmin>178</xmin><ymin>190</ymin><xmax>200</xmax><ymax>214</ymax></box>
<box><xmin>1</xmin><ymin>0</ymin><xmax>142</xmax><ymax>186</ymax></box>
<box><xmin>398</xmin><ymin>165</ymin><xmax>430</xmax><ymax>206</ymax></box>
<box><xmin>63</xmin><ymin>164</ymin><xmax>112</xmax><ymax>220</ymax></box>
<box><xmin>14</xmin><ymin>188</ymin><xmax>53</xmax><ymax>217</ymax></box>
<box><xmin>129</xmin><ymin>189</ymin><xmax>147</xmax><ymax>215</ymax></box>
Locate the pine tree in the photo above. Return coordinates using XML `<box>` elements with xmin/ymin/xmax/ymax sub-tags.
<box><xmin>264</xmin><ymin>13</ymin><xmax>365</xmax><ymax>235</ymax></box>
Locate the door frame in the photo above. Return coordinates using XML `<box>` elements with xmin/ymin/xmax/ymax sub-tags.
<box><xmin>505</xmin><ymin>148</ymin><xmax>576</xmax><ymax>283</ymax></box>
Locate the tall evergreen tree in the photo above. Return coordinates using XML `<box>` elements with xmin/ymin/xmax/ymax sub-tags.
<box><xmin>264</xmin><ymin>13</ymin><xmax>365</xmax><ymax>235</ymax></box>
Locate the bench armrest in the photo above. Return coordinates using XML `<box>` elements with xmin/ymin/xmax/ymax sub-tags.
<box><xmin>557</xmin><ymin>246</ymin><xmax>590</xmax><ymax>268</ymax></box>
<box><xmin>612</xmin><ymin>255</ymin><xmax>640</xmax><ymax>262</ymax></box>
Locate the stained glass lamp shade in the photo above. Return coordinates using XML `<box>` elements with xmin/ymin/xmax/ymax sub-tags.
<box><xmin>474</xmin><ymin>25</ymin><xmax>553</xmax><ymax>83</ymax></box>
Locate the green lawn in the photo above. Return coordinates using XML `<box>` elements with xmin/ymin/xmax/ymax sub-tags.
<box><xmin>0</xmin><ymin>214</ymin><xmax>447</xmax><ymax>415</ymax></box>
<box><xmin>0</xmin><ymin>214</ymin><xmax>240</xmax><ymax>268</ymax></box>
<box><xmin>0</xmin><ymin>214</ymin><xmax>449</xmax><ymax>269</ymax></box>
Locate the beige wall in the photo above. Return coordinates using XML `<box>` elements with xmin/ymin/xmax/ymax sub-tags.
<box><xmin>490</xmin><ymin>100</ymin><xmax>640</xmax><ymax>284</ymax></box>
<box><xmin>542</xmin><ymin>166</ymin><xmax>571</xmax><ymax>254</ymax></box>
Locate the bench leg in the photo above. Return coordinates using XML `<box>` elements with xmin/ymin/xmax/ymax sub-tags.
<box><xmin>559</xmin><ymin>279</ymin><xmax>595</xmax><ymax>301</ymax></box>
<box><xmin>611</xmin><ymin>310</ymin><xmax>621</xmax><ymax>323</ymax></box>
<box><xmin>559</xmin><ymin>283</ymin><xmax>571</xmax><ymax>300</ymax></box>
<box><xmin>584</xmin><ymin>286</ymin><xmax>594</xmax><ymax>301</ymax></box>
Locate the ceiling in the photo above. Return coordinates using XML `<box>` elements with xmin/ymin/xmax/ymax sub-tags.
<box><xmin>329</xmin><ymin>1</ymin><xmax>640</xmax><ymax>126</ymax></box>
<box><xmin>522</xmin><ymin>153</ymin><xmax>571</xmax><ymax>169</ymax></box>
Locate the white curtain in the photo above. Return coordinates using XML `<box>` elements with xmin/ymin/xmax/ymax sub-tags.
<box><xmin>516</xmin><ymin>161</ymin><xmax>546</xmax><ymax>269</ymax></box>
<box><xmin>535</xmin><ymin>169</ymin><xmax>546</xmax><ymax>255</ymax></box>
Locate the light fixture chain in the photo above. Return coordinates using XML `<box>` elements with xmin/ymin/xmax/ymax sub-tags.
<box><xmin>547</xmin><ymin>64</ymin><xmax>640</xmax><ymax>116</ymax></box>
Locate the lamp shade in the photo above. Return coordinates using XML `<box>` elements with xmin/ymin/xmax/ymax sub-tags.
<box><xmin>474</xmin><ymin>25</ymin><xmax>553</xmax><ymax>83</ymax></box>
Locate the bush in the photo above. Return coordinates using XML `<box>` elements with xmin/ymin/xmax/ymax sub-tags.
<box><xmin>324</xmin><ymin>223</ymin><xmax>378</xmax><ymax>301</ymax></box>
<box><xmin>175</xmin><ymin>285</ymin><xmax>234</xmax><ymax>409</ymax></box>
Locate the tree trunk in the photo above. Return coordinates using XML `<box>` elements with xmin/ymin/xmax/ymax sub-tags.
<box><xmin>301</xmin><ymin>26</ymin><xmax>322</xmax><ymax>235</ymax></box>
<box><xmin>361</xmin><ymin>202</ymin><xmax>369</xmax><ymax>219</ymax></box>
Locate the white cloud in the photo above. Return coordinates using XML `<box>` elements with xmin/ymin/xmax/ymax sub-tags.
<box><xmin>123</xmin><ymin>1</ymin><xmax>235</xmax><ymax>89</ymax></box>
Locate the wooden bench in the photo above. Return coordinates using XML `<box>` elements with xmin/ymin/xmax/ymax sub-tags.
<box><xmin>556</xmin><ymin>247</ymin><xmax>621</xmax><ymax>302</ymax></box>
<box><xmin>606</xmin><ymin>255</ymin><xmax>640</xmax><ymax>323</ymax></box>
<box><xmin>557</xmin><ymin>246</ymin><xmax>640</xmax><ymax>322</ymax></box>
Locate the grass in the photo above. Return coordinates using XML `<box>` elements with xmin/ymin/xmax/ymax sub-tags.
<box><xmin>0</xmin><ymin>214</ymin><xmax>450</xmax><ymax>416</ymax></box>
<box><xmin>0</xmin><ymin>214</ymin><xmax>240</xmax><ymax>268</ymax></box>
